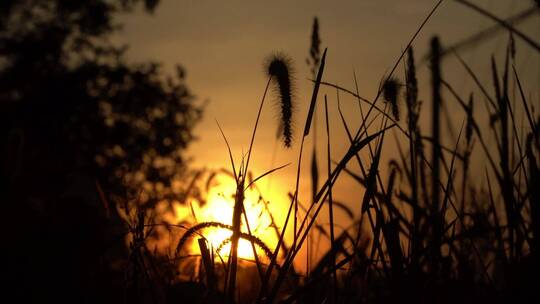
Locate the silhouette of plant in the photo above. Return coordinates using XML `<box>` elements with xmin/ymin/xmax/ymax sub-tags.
<box><xmin>1</xmin><ymin>0</ymin><xmax>202</xmax><ymax>205</ymax></box>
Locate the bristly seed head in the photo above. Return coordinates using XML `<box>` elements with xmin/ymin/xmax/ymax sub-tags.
<box><xmin>266</xmin><ymin>53</ymin><xmax>295</xmax><ymax>148</ymax></box>
<box><xmin>308</xmin><ymin>17</ymin><xmax>321</xmax><ymax>77</ymax></box>
<box><xmin>406</xmin><ymin>47</ymin><xmax>419</xmax><ymax>128</ymax></box>
<box><xmin>383</xmin><ymin>77</ymin><xmax>401</xmax><ymax>121</ymax></box>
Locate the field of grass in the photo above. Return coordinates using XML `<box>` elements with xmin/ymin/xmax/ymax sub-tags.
<box><xmin>115</xmin><ymin>2</ymin><xmax>540</xmax><ymax>303</ymax></box>
<box><xmin>3</xmin><ymin>1</ymin><xmax>539</xmax><ymax>304</ymax></box>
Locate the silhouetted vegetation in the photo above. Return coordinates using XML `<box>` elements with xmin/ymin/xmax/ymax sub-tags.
<box><xmin>1</xmin><ymin>0</ymin><xmax>201</xmax><ymax>303</ymax></box>
<box><xmin>1</xmin><ymin>0</ymin><xmax>202</xmax><ymax>202</ymax></box>
<box><xmin>1</xmin><ymin>1</ymin><xmax>539</xmax><ymax>304</ymax></box>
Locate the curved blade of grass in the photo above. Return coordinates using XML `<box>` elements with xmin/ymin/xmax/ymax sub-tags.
<box><xmin>324</xmin><ymin>95</ymin><xmax>337</xmax><ymax>304</ymax></box>
<box><xmin>421</xmin><ymin>6</ymin><xmax>537</xmax><ymax>63</ymax></box>
<box><xmin>244</xmin><ymin>163</ymin><xmax>291</xmax><ymax>190</ymax></box>
<box><xmin>244</xmin><ymin>76</ymin><xmax>272</xmax><ymax>180</ymax></box>
<box><xmin>454</xmin><ymin>0</ymin><xmax>540</xmax><ymax>53</ymax></box>
<box><xmin>373</xmin><ymin>0</ymin><xmax>445</xmax><ymax>102</ymax></box>
<box><xmin>512</xmin><ymin>64</ymin><xmax>537</xmax><ymax>135</ymax></box>
<box><xmin>216</xmin><ymin>120</ymin><xmax>238</xmax><ymax>183</ymax></box>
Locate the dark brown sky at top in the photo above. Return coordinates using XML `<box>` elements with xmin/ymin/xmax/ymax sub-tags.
<box><xmin>114</xmin><ymin>0</ymin><xmax>539</xmax><ymax>212</ymax></box>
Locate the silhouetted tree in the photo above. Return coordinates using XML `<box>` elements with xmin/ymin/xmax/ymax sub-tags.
<box><xmin>1</xmin><ymin>0</ymin><xmax>202</xmax><ymax>203</ymax></box>
<box><xmin>0</xmin><ymin>1</ymin><xmax>202</xmax><ymax>302</ymax></box>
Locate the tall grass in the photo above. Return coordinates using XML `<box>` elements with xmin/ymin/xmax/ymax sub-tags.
<box><xmin>120</xmin><ymin>2</ymin><xmax>540</xmax><ymax>303</ymax></box>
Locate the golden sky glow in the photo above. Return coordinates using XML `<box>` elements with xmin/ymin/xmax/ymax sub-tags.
<box><xmin>175</xmin><ymin>174</ymin><xmax>286</xmax><ymax>260</ymax></box>
<box><xmin>117</xmin><ymin>0</ymin><xmax>538</xmax><ymax>193</ymax></box>
<box><xmin>116</xmin><ymin>0</ymin><xmax>539</xmax><ymax>269</ymax></box>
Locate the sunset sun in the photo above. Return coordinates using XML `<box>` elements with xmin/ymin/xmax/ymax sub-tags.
<box><xmin>174</xmin><ymin>173</ymin><xmax>283</xmax><ymax>261</ymax></box>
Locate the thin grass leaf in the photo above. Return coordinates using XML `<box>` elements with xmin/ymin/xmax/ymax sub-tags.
<box><xmin>304</xmin><ymin>48</ymin><xmax>327</xmax><ymax>137</ymax></box>
<box><xmin>454</xmin><ymin>0</ymin><xmax>540</xmax><ymax>52</ymax></box>
<box><xmin>324</xmin><ymin>95</ymin><xmax>337</xmax><ymax>303</ymax></box>
<box><xmin>244</xmin><ymin>163</ymin><xmax>291</xmax><ymax>190</ymax></box>
<box><xmin>216</xmin><ymin>120</ymin><xmax>238</xmax><ymax>183</ymax></box>
<box><xmin>198</xmin><ymin>238</ymin><xmax>217</xmax><ymax>292</ymax></box>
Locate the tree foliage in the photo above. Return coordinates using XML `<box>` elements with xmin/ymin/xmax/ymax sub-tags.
<box><xmin>1</xmin><ymin>0</ymin><xmax>202</xmax><ymax>204</ymax></box>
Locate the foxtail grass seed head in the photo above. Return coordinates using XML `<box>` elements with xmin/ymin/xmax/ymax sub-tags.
<box><xmin>307</xmin><ymin>17</ymin><xmax>321</xmax><ymax>77</ymax></box>
<box><xmin>406</xmin><ymin>48</ymin><xmax>418</xmax><ymax>109</ymax></box>
<box><xmin>266</xmin><ymin>53</ymin><xmax>295</xmax><ymax>148</ymax></box>
<box><xmin>383</xmin><ymin>77</ymin><xmax>401</xmax><ymax>121</ymax></box>
<box><xmin>406</xmin><ymin>47</ymin><xmax>419</xmax><ymax>129</ymax></box>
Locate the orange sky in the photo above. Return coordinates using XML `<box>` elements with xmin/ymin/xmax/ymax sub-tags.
<box><xmin>115</xmin><ymin>0</ymin><xmax>539</xmax><ymax>266</ymax></box>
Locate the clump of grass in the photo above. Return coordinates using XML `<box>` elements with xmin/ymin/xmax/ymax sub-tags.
<box><xmin>266</xmin><ymin>53</ymin><xmax>295</xmax><ymax>148</ymax></box>
<box><xmin>119</xmin><ymin>3</ymin><xmax>540</xmax><ymax>303</ymax></box>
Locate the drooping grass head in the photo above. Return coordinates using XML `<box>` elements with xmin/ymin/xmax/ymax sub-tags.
<box><xmin>266</xmin><ymin>53</ymin><xmax>295</xmax><ymax>148</ymax></box>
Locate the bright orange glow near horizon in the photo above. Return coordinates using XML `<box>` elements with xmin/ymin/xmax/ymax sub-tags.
<box><xmin>173</xmin><ymin>173</ymin><xmax>289</xmax><ymax>261</ymax></box>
